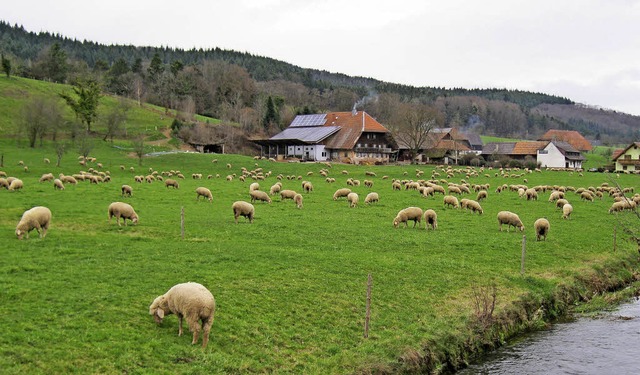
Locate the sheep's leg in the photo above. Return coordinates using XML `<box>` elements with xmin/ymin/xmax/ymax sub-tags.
<box><xmin>201</xmin><ymin>317</ymin><xmax>213</xmax><ymax>348</ymax></box>
<box><xmin>178</xmin><ymin>315</ymin><xmax>183</xmax><ymax>336</ymax></box>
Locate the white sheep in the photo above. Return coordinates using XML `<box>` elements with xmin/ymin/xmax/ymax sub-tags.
<box><xmin>534</xmin><ymin>218</ymin><xmax>550</xmax><ymax>241</ymax></box>
<box><xmin>232</xmin><ymin>201</ymin><xmax>254</xmax><ymax>223</ymax></box>
<box><xmin>8</xmin><ymin>178</ymin><xmax>23</xmax><ymax>191</ymax></box>
<box><xmin>269</xmin><ymin>184</ymin><xmax>281</xmax><ymax>195</ymax></box>
<box><xmin>280</xmin><ymin>189</ymin><xmax>297</xmax><ymax>200</ymax></box>
<box><xmin>15</xmin><ymin>206</ymin><xmax>52</xmax><ymax>240</ymax></box>
<box><xmin>497</xmin><ymin>211</ymin><xmax>525</xmax><ymax>232</ymax></box>
<box><xmin>118</xmin><ymin>185</ymin><xmax>132</xmax><ymax>197</ymax></box>
<box><xmin>149</xmin><ymin>282</ymin><xmax>216</xmax><ymax>348</ymax></box>
<box><xmin>466</xmin><ymin>200</ymin><xmax>484</xmax><ymax>215</ymax></box>
<box><xmin>443</xmin><ymin>195</ymin><xmax>459</xmax><ymax>209</ymax></box>
<box><xmin>53</xmin><ymin>179</ymin><xmax>65</xmax><ymax>190</ymax></box>
<box><xmin>108</xmin><ymin>202</ymin><xmax>139</xmax><ymax>226</ymax></box>
<box><xmin>61</xmin><ymin>175</ymin><xmax>78</xmax><ymax>185</ymax></box>
<box><xmin>364</xmin><ymin>192</ymin><xmax>379</xmax><ymax>204</ymax></box>
<box><xmin>250</xmin><ymin>190</ymin><xmax>272</xmax><ymax>204</ymax></box>
<box><xmin>249</xmin><ymin>182</ymin><xmax>260</xmax><ymax>192</ymax></box>
<box><xmin>393</xmin><ymin>207</ymin><xmax>423</xmax><ymax>228</ymax></box>
<box><xmin>333</xmin><ymin>188</ymin><xmax>352</xmax><ymax>200</ymax></box>
<box><xmin>303</xmin><ymin>181</ymin><xmax>314</xmax><ymax>193</ymax></box>
<box><xmin>562</xmin><ymin>203</ymin><xmax>573</xmax><ymax>220</ymax></box>
<box><xmin>424</xmin><ymin>209</ymin><xmax>438</xmax><ymax>230</ymax></box>
<box><xmin>0</xmin><ymin>177</ymin><xmax>8</xmax><ymax>189</ymax></box>
<box><xmin>196</xmin><ymin>187</ymin><xmax>213</xmax><ymax>202</ymax></box>
<box><xmin>39</xmin><ymin>173</ymin><xmax>54</xmax><ymax>182</ymax></box>
<box><xmin>347</xmin><ymin>192</ymin><xmax>359</xmax><ymax>208</ymax></box>
<box><xmin>165</xmin><ymin>179</ymin><xmax>179</xmax><ymax>189</ymax></box>
<box><xmin>476</xmin><ymin>190</ymin><xmax>488</xmax><ymax>201</ymax></box>
<box><xmin>294</xmin><ymin>193</ymin><xmax>303</xmax><ymax>209</ymax></box>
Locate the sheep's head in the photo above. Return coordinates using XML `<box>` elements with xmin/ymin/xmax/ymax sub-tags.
<box><xmin>149</xmin><ymin>296</ymin><xmax>165</xmax><ymax>324</ymax></box>
<box><xmin>519</xmin><ymin>224</ymin><xmax>525</xmax><ymax>232</ymax></box>
<box><xmin>393</xmin><ymin>217</ymin><xmax>400</xmax><ymax>228</ymax></box>
<box><xmin>15</xmin><ymin>228</ymin><xmax>24</xmax><ymax>240</ymax></box>
<box><xmin>132</xmin><ymin>214</ymin><xmax>139</xmax><ymax>225</ymax></box>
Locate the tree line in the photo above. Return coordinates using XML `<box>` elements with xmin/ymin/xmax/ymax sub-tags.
<box><xmin>1</xmin><ymin>20</ymin><xmax>637</xmax><ymax>147</ymax></box>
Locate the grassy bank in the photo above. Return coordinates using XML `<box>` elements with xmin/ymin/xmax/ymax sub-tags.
<box><xmin>0</xmin><ymin>140</ymin><xmax>638</xmax><ymax>373</ymax></box>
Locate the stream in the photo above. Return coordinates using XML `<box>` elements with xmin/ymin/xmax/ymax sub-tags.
<box><xmin>458</xmin><ymin>298</ymin><xmax>640</xmax><ymax>374</ymax></box>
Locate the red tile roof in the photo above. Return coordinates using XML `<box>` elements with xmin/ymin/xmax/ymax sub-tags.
<box><xmin>512</xmin><ymin>141</ymin><xmax>548</xmax><ymax>155</ymax></box>
<box><xmin>539</xmin><ymin>130</ymin><xmax>593</xmax><ymax>152</ymax></box>
<box><xmin>612</xmin><ymin>142</ymin><xmax>640</xmax><ymax>161</ymax></box>
<box><xmin>323</xmin><ymin>111</ymin><xmax>389</xmax><ymax>150</ymax></box>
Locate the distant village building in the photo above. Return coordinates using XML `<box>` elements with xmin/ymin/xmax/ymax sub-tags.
<box><xmin>612</xmin><ymin>141</ymin><xmax>640</xmax><ymax>173</ymax></box>
<box><xmin>397</xmin><ymin>128</ymin><xmax>482</xmax><ymax>164</ymax></box>
<box><xmin>482</xmin><ymin>140</ymin><xmax>585</xmax><ymax>169</ymax></box>
<box><xmin>252</xmin><ymin>111</ymin><xmax>396</xmax><ymax>163</ymax></box>
<box><xmin>538</xmin><ymin>129</ymin><xmax>593</xmax><ymax>152</ymax></box>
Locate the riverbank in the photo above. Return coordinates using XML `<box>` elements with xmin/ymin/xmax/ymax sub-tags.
<box><xmin>388</xmin><ymin>252</ymin><xmax>640</xmax><ymax>374</ymax></box>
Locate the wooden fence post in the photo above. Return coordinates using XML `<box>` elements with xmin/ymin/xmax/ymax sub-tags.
<box><xmin>181</xmin><ymin>206</ymin><xmax>185</xmax><ymax>239</ymax></box>
<box><xmin>364</xmin><ymin>273</ymin><xmax>372</xmax><ymax>338</ymax></box>
<box><xmin>520</xmin><ymin>235</ymin><xmax>526</xmax><ymax>276</ymax></box>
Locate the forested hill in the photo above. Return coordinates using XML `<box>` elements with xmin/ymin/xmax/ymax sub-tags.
<box><xmin>1</xmin><ymin>21</ymin><xmax>638</xmax><ymax>145</ymax></box>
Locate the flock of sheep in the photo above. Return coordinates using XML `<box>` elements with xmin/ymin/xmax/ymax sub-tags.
<box><xmin>3</xmin><ymin>155</ymin><xmax>639</xmax><ymax>348</ymax></box>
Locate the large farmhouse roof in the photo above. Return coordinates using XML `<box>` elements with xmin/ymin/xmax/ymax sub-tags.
<box><xmin>512</xmin><ymin>141</ymin><xmax>549</xmax><ymax>155</ymax></box>
<box><xmin>612</xmin><ymin>141</ymin><xmax>640</xmax><ymax>161</ymax></box>
<box><xmin>539</xmin><ymin>130</ymin><xmax>593</xmax><ymax>152</ymax></box>
<box><xmin>269</xmin><ymin>125</ymin><xmax>341</xmax><ymax>144</ymax></box>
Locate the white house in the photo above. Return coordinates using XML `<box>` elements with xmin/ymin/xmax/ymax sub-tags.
<box><xmin>612</xmin><ymin>141</ymin><xmax>640</xmax><ymax>173</ymax></box>
<box><xmin>537</xmin><ymin>141</ymin><xmax>585</xmax><ymax>169</ymax></box>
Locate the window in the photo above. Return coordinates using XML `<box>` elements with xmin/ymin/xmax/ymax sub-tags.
<box><xmin>321</xmin><ymin>152</ymin><xmax>326</xmax><ymax>157</ymax></box>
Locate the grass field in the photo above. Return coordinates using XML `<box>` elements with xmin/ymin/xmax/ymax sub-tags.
<box><xmin>1</xmin><ymin>139</ymin><xmax>638</xmax><ymax>373</ymax></box>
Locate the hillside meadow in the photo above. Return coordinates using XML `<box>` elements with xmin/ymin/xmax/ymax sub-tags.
<box><xmin>1</xmin><ymin>140</ymin><xmax>638</xmax><ymax>374</ymax></box>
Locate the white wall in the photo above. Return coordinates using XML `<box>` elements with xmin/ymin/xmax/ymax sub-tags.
<box><xmin>537</xmin><ymin>143</ymin><xmax>565</xmax><ymax>168</ymax></box>
<box><xmin>286</xmin><ymin>144</ymin><xmax>328</xmax><ymax>161</ymax></box>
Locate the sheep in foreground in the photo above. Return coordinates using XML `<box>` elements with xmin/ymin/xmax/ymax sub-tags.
<box><xmin>497</xmin><ymin>211</ymin><xmax>525</xmax><ymax>232</ymax></box>
<box><xmin>165</xmin><ymin>179</ymin><xmax>179</xmax><ymax>189</ymax></box>
<box><xmin>364</xmin><ymin>192</ymin><xmax>379</xmax><ymax>204</ymax></box>
<box><xmin>16</xmin><ymin>206</ymin><xmax>52</xmax><ymax>240</ymax></box>
<box><xmin>443</xmin><ymin>195</ymin><xmax>459</xmax><ymax>209</ymax></box>
<box><xmin>393</xmin><ymin>207</ymin><xmax>423</xmax><ymax>228</ymax></box>
<box><xmin>476</xmin><ymin>190</ymin><xmax>488</xmax><ymax>202</ymax></box>
<box><xmin>149</xmin><ymin>282</ymin><xmax>216</xmax><ymax>348</ymax></box>
<box><xmin>333</xmin><ymin>188</ymin><xmax>352</xmax><ymax>200</ymax></box>
<box><xmin>195</xmin><ymin>187</ymin><xmax>213</xmax><ymax>202</ymax></box>
<box><xmin>108</xmin><ymin>202</ymin><xmax>139</xmax><ymax>226</ymax></box>
<box><xmin>562</xmin><ymin>203</ymin><xmax>573</xmax><ymax>219</ymax></box>
<box><xmin>232</xmin><ymin>201</ymin><xmax>254</xmax><ymax>223</ymax></box>
<box><xmin>424</xmin><ymin>209</ymin><xmax>438</xmax><ymax>230</ymax></box>
<box><xmin>250</xmin><ymin>190</ymin><xmax>272</xmax><ymax>204</ymax></box>
<box><xmin>8</xmin><ymin>179</ymin><xmax>23</xmax><ymax>191</ymax></box>
<box><xmin>347</xmin><ymin>192</ymin><xmax>359</xmax><ymax>208</ymax></box>
<box><xmin>294</xmin><ymin>193</ymin><xmax>303</xmax><ymax>208</ymax></box>
<box><xmin>53</xmin><ymin>179</ymin><xmax>65</xmax><ymax>190</ymax></box>
<box><xmin>121</xmin><ymin>184</ymin><xmax>133</xmax><ymax>197</ymax></box>
<box><xmin>534</xmin><ymin>218</ymin><xmax>550</xmax><ymax>241</ymax></box>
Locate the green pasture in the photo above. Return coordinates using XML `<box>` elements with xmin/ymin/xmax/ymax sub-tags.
<box><xmin>1</xmin><ymin>140</ymin><xmax>638</xmax><ymax>374</ymax></box>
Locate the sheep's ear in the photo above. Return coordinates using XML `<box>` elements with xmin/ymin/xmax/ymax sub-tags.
<box><xmin>157</xmin><ymin>308</ymin><xmax>164</xmax><ymax>319</ymax></box>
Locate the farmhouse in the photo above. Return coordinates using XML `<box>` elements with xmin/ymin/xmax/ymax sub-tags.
<box><xmin>612</xmin><ymin>141</ymin><xmax>640</xmax><ymax>173</ymax></box>
<box><xmin>397</xmin><ymin>128</ymin><xmax>481</xmax><ymax>164</ymax></box>
<box><xmin>538</xmin><ymin>129</ymin><xmax>593</xmax><ymax>152</ymax></box>
<box><xmin>253</xmin><ymin>111</ymin><xmax>397</xmax><ymax>163</ymax></box>
<box><xmin>482</xmin><ymin>140</ymin><xmax>585</xmax><ymax>169</ymax></box>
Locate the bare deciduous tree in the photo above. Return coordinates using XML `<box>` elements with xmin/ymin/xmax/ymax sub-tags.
<box><xmin>390</xmin><ymin>103</ymin><xmax>442</xmax><ymax>164</ymax></box>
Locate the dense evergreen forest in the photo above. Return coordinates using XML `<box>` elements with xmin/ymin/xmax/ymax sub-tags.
<box><xmin>1</xmin><ymin>21</ymin><xmax>638</xmax><ymax>145</ymax></box>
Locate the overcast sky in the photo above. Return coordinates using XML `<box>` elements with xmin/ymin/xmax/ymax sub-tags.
<box><xmin>5</xmin><ymin>0</ymin><xmax>640</xmax><ymax>115</ymax></box>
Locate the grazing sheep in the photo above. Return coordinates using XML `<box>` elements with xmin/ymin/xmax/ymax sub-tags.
<box><xmin>0</xmin><ymin>177</ymin><xmax>9</xmax><ymax>189</ymax></box>
<box><xmin>232</xmin><ymin>201</ymin><xmax>254</xmax><ymax>223</ymax></box>
<box><xmin>43</xmin><ymin>157</ymin><xmax>50</xmax><ymax>164</ymax></box>
<box><xmin>333</xmin><ymin>188</ymin><xmax>352</xmax><ymax>200</ymax></box>
<box><xmin>548</xmin><ymin>191</ymin><xmax>564</xmax><ymax>202</ymax></box>
<box><xmin>347</xmin><ymin>192</ymin><xmax>359</xmax><ymax>208</ymax></box>
<box><xmin>15</xmin><ymin>206</ymin><xmax>52</xmax><ymax>240</ymax></box>
<box><xmin>195</xmin><ymin>187</ymin><xmax>213</xmax><ymax>202</ymax></box>
<box><xmin>249</xmin><ymin>182</ymin><xmax>260</xmax><ymax>192</ymax></box>
<box><xmin>555</xmin><ymin>198</ymin><xmax>569</xmax><ymax>209</ymax></box>
<box><xmin>165</xmin><ymin>179</ymin><xmax>179</xmax><ymax>189</ymax></box>
<box><xmin>364</xmin><ymin>192</ymin><xmax>379</xmax><ymax>204</ymax></box>
<box><xmin>303</xmin><ymin>181</ymin><xmax>314</xmax><ymax>193</ymax></box>
<box><xmin>466</xmin><ymin>200</ymin><xmax>484</xmax><ymax>215</ymax></box>
<box><xmin>269</xmin><ymin>184</ymin><xmax>281</xmax><ymax>195</ymax></box>
<box><xmin>108</xmin><ymin>202</ymin><xmax>139</xmax><ymax>226</ymax></box>
<box><xmin>39</xmin><ymin>173</ymin><xmax>54</xmax><ymax>182</ymax></box>
<box><xmin>393</xmin><ymin>207</ymin><xmax>423</xmax><ymax>228</ymax></box>
<box><xmin>61</xmin><ymin>175</ymin><xmax>78</xmax><ymax>185</ymax></box>
<box><xmin>497</xmin><ymin>211</ymin><xmax>525</xmax><ymax>232</ymax></box>
<box><xmin>424</xmin><ymin>209</ymin><xmax>438</xmax><ymax>230</ymax></box>
<box><xmin>121</xmin><ymin>184</ymin><xmax>133</xmax><ymax>197</ymax></box>
<box><xmin>294</xmin><ymin>193</ymin><xmax>303</xmax><ymax>209</ymax></box>
<box><xmin>149</xmin><ymin>282</ymin><xmax>216</xmax><ymax>348</ymax></box>
<box><xmin>525</xmin><ymin>188</ymin><xmax>538</xmax><ymax>201</ymax></box>
<box><xmin>280</xmin><ymin>189</ymin><xmax>297</xmax><ymax>200</ymax></box>
<box><xmin>53</xmin><ymin>179</ymin><xmax>65</xmax><ymax>190</ymax></box>
<box><xmin>443</xmin><ymin>195</ymin><xmax>459</xmax><ymax>209</ymax></box>
<box><xmin>534</xmin><ymin>218</ymin><xmax>550</xmax><ymax>241</ymax></box>
<box><xmin>562</xmin><ymin>204</ymin><xmax>573</xmax><ymax>219</ymax></box>
<box><xmin>580</xmin><ymin>191</ymin><xmax>594</xmax><ymax>202</ymax></box>
<box><xmin>8</xmin><ymin>178</ymin><xmax>23</xmax><ymax>191</ymax></box>
<box><xmin>250</xmin><ymin>190</ymin><xmax>272</xmax><ymax>204</ymax></box>
<box><xmin>476</xmin><ymin>190</ymin><xmax>488</xmax><ymax>202</ymax></box>
<box><xmin>392</xmin><ymin>181</ymin><xmax>402</xmax><ymax>191</ymax></box>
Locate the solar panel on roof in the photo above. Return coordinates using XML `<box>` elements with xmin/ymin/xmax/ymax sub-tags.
<box><xmin>289</xmin><ymin>114</ymin><xmax>326</xmax><ymax>127</ymax></box>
